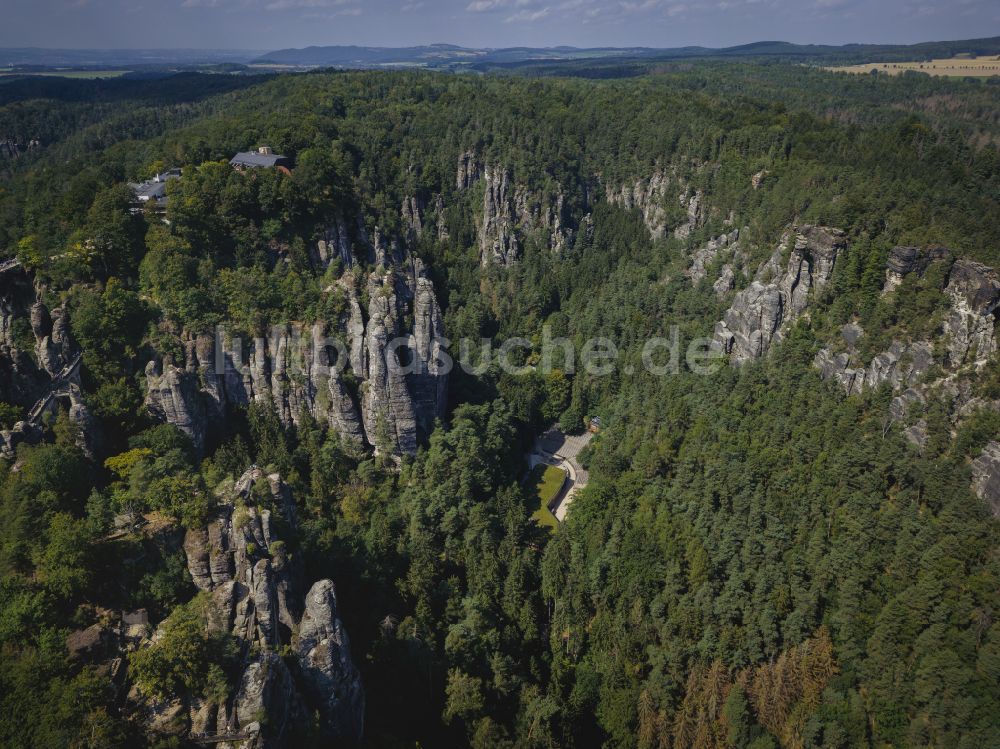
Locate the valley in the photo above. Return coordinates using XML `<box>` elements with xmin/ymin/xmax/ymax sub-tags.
<box><xmin>0</xmin><ymin>49</ymin><xmax>997</xmax><ymax>749</ymax></box>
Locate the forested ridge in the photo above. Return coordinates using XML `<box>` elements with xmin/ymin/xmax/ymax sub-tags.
<box><xmin>0</xmin><ymin>63</ymin><xmax>997</xmax><ymax>748</ymax></box>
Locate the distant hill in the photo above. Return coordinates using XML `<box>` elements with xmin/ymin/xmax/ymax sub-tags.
<box><xmin>253</xmin><ymin>36</ymin><xmax>1000</xmax><ymax>70</ymax></box>
<box><xmin>0</xmin><ymin>48</ymin><xmax>264</xmax><ymax>67</ymax></box>
<box><xmin>4</xmin><ymin>36</ymin><xmax>999</xmax><ymax>75</ymax></box>
<box><xmin>251</xmin><ymin>44</ymin><xmax>485</xmax><ymax>67</ymax></box>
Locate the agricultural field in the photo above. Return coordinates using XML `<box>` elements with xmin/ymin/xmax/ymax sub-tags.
<box><xmin>829</xmin><ymin>55</ymin><xmax>1000</xmax><ymax>77</ymax></box>
<box><xmin>0</xmin><ymin>69</ymin><xmax>127</xmax><ymax>79</ymax></box>
<box><xmin>527</xmin><ymin>463</ymin><xmax>565</xmax><ymax>530</ymax></box>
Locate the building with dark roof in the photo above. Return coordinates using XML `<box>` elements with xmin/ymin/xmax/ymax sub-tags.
<box><xmin>128</xmin><ymin>168</ymin><xmax>181</xmax><ymax>213</ymax></box>
<box><xmin>230</xmin><ymin>146</ymin><xmax>291</xmax><ymax>171</ymax></box>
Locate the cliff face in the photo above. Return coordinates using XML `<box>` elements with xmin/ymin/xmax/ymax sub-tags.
<box><xmin>883</xmin><ymin>245</ymin><xmax>951</xmax><ymax>293</ymax></box>
<box><xmin>0</xmin><ymin>267</ymin><xmax>102</xmax><ymax>458</ymax></box>
<box><xmin>687</xmin><ymin>229</ymin><xmax>742</xmax><ymax>296</ymax></box>
<box><xmin>0</xmin><ymin>269</ymin><xmax>61</xmax><ymax>405</ymax></box>
<box><xmin>814</xmin><ymin>338</ymin><xmax>935</xmax><ymax>397</ymax></box>
<box><xmin>811</xmin><ymin>246</ymin><xmax>1000</xmax><ymax>476</ymax></box>
<box><xmin>942</xmin><ymin>259</ymin><xmax>1000</xmax><ymax>367</ymax></box>
<box><xmin>456</xmin><ymin>151</ymin><xmax>574</xmax><ymax>265</ymax></box>
<box><xmin>144</xmin><ymin>249</ymin><xmax>447</xmax><ymax>457</ymax></box>
<box><xmin>360</xmin><ymin>271</ymin><xmax>419</xmax><ymax>454</ymax></box>
<box><xmin>973</xmin><ymin>442</ymin><xmax>1000</xmax><ymax>519</ymax></box>
<box><xmin>605</xmin><ymin>170</ymin><xmax>672</xmax><ymax>239</ymax></box>
<box><xmin>602</xmin><ymin>164</ymin><xmax>705</xmax><ymax>241</ymax></box>
<box><xmin>311</xmin><ymin>214</ymin><xmax>355</xmax><ymax>269</ymax></box>
<box><xmin>479</xmin><ymin>164</ymin><xmax>521</xmax><ymax>267</ymax></box>
<box><xmin>713</xmin><ymin>226</ymin><xmax>846</xmax><ymax>364</ymax></box>
<box><xmin>138</xmin><ymin>468</ymin><xmax>364</xmax><ymax>747</ymax></box>
<box><xmin>814</xmin><ymin>249</ymin><xmax>1000</xmax><ymax>397</ymax></box>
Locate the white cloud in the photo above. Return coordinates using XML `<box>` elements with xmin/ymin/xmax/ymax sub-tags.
<box><xmin>264</xmin><ymin>0</ymin><xmax>358</xmax><ymax>10</ymax></box>
<box><xmin>505</xmin><ymin>6</ymin><xmax>550</xmax><ymax>21</ymax></box>
<box><xmin>468</xmin><ymin>0</ymin><xmax>549</xmax><ymax>11</ymax></box>
<box><xmin>467</xmin><ymin>0</ymin><xmax>505</xmax><ymax>10</ymax></box>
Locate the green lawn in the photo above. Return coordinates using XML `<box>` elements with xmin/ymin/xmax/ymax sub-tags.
<box><xmin>527</xmin><ymin>463</ymin><xmax>566</xmax><ymax>530</ymax></box>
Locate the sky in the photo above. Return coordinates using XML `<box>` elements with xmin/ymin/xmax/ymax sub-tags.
<box><xmin>1</xmin><ymin>0</ymin><xmax>998</xmax><ymax>52</ymax></box>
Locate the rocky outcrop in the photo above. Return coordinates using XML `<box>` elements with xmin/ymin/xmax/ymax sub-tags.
<box><xmin>942</xmin><ymin>259</ymin><xmax>1000</xmax><ymax>367</ymax></box>
<box><xmin>456</xmin><ymin>150</ymin><xmax>481</xmax><ymax>190</ymax></box>
<box><xmin>361</xmin><ymin>273</ymin><xmax>418</xmax><ymax>454</ymax></box>
<box><xmin>0</xmin><ymin>269</ymin><xmax>107</xmax><ymax>459</ymax></box>
<box><xmin>409</xmin><ymin>276</ymin><xmax>448</xmax><ymax>436</ymax></box>
<box><xmin>883</xmin><ymin>245</ymin><xmax>951</xmax><ymax>293</ymax></box>
<box><xmin>513</xmin><ymin>184</ymin><xmax>572</xmax><ymax>254</ymax></box>
<box><xmin>0</xmin><ymin>139</ymin><xmax>38</xmax><ymax>160</ymax></box>
<box><xmin>972</xmin><ymin>442</ymin><xmax>1000</xmax><ymax>518</ymax></box>
<box><xmin>233</xmin><ymin>654</ymin><xmax>292</xmax><ymax>741</ymax></box>
<box><xmin>67</xmin><ymin>386</ymin><xmax>104</xmax><ymax>459</ymax></box>
<box><xmin>673</xmin><ymin>190</ymin><xmax>703</xmax><ymax>241</ymax></box>
<box><xmin>144</xmin><ymin>361</ymin><xmax>207</xmax><ymax>455</ymax></box>
<box><xmin>296</xmin><ymin>580</ymin><xmax>365</xmax><ymax>744</ymax></box>
<box><xmin>714</xmin><ymin>226</ymin><xmax>846</xmax><ymax>364</ymax></box>
<box><xmin>459</xmin><ymin>151</ymin><xmax>574</xmax><ymax>261</ymax></box>
<box><xmin>432</xmin><ymin>194</ymin><xmax>450</xmax><ymax>243</ymax></box>
<box><xmin>479</xmin><ymin>165</ymin><xmax>520</xmax><ymax>266</ymax></box>
<box><xmin>41</xmin><ymin>306</ymin><xmax>72</xmax><ymax>376</ymax></box>
<box><xmin>687</xmin><ymin>229</ymin><xmax>740</xmax><ymax>292</ymax></box>
<box><xmin>150</xmin><ymin>469</ymin><xmax>365</xmax><ymax>747</ymax></box>
<box><xmin>1</xmin><ymin>271</ymin><xmax>72</xmax><ymax>406</ymax></box>
<box><xmin>713</xmin><ymin>265</ymin><xmax>736</xmax><ymax>296</ymax></box>
<box><xmin>814</xmin><ymin>337</ymin><xmax>934</xmax><ymax>396</ymax></box>
<box><xmin>401</xmin><ymin>195</ymin><xmax>422</xmax><ymax>247</ymax></box>
<box><xmin>605</xmin><ymin>170</ymin><xmax>673</xmax><ymax>239</ymax></box>
<box><xmin>368</xmin><ymin>225</ymin><xmax>402</xmax><ymax>269</ymax></box>
<box><xmin>814</xmin><ymin>249</ymin><xmax>1000</xmax><ymax>455</ymax></box>
<box><xmin>0</xmin><ymin>419</ymin><xmax>43</xmax><ymax>460</ymax></box>
<box><xmin>146</xmin><ymin>254</ymin><xmax>447</xmax><ymax>456</ymax></box>
<box><xmin>313</xmin><ymin>215</ymin><xmax>355</xmax><ymax>270</ymax></box>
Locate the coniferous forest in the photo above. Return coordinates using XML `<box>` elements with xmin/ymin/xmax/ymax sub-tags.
<box><xmin>0</xmin><ymin>61</ymin><xmax>998</xmax><ymax>748</ymax></box>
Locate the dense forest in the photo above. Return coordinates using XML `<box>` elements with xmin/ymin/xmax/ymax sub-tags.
<box><xmin>0</xmin><ymin>61</ymin><xmax>998</xmax><ymax>749</ymax></box>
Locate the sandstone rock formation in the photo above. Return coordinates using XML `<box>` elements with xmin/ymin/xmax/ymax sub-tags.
<box><xmin>812</xmin><ymin>248</ymin><xmax>1000</xmax><ymax>455</ymax></box>
<box><xmin>312</xmin><ymin>215</ymin><xmax>355</xmax><ymax>269</ymax></box>
<box><xmin>883</xmin><ymin>245</ymin><xmax>951</xmax><ymax>293</ymax></box>
<box><xmin>942</xmin><ymin>259</ymin><xmax>1000</xmax><ymax>367</ymax></box>
<box><xmin>814</xmin><ymin>337</ymin><xmax>934</xmax><ymax>396</ymax></box>
<box><xmin>817</xmin><ymin>252</ymin><xmax>1000</xmax><ymax>396</ymax></box>
<box><xmin>409</xmin><ymin>276</ymin><xmax>448</xmax><ymax>436</ymax></box>
<box><xmin>456</xmin><ymin>150</ymin><xmax>481</xmax><ymax>190</ymax></box>
<box><xmin>145</xmin><ymin>361</ymin><xmax>207</xmax><ymax>454</ymax></box>
<box><xmin>605</xmin><ymin>170</ymin><xmax>674</xmax><ymax>239</ymax></box>
<box><xmin>432</xmin><ymin>194</ymin><xmax>449</xmax><ymax>243</ymax></box>
<box><xmin>0</xmin><ymin>270</ymin><xmax>65</xmax><ymax>405</ymax></box>
<box><xmin>479</xmin><ymin>164</ymin><xmax>520</xmax><ymax>266</ymax></box>
<box><xmin>972</xmin><ymin>442</ymin><xmax>1000</xmax><ymax>518</ymax></box>
<box><xmin>0</xmin><ymin>268</ymin><xmax>103</xmax><ymax>458</ymax></box>
<box><xmin>401</xmin><ymin>195</ymin><xmax>423</xmax><ymax>247</ymax></box>
<box><xmin>142</xmin><ymin>468</ymin><xmax>365</xmax><ymax>747</ymax></box>
<box><xmin>361</xmin><ymin>272</ymin><xmax>419</xmax><ymax>454</ymax></box>
<box><xmin>513</xmin><ymin>183</ymin><xmax>572</xmax><ymax>254</ymax></box>
<box><xmin>296</xmin><ymin>579</ymin><xmax>365</xmax><ymax>743</ymax></box>
<box><xmin>713</xmin><ymin>226</ymin><xmax>846</xmax><ymax>364</ymax></box>
<box><xmin>458</xmin><ymin>151</ymin><xmax>575</xmax><ymax>262</ymax></box>
<box><xmin>673</xmin><ymin>190</ymin><xmax>703</xmax><ymax>240</ymax></box>
<box><xmin>687</xmin><ymin>229</ymin><xmax>740</xmax><ymax>292</ymax></box>
<box><xmin>145</xmin><ymin>251</ymin><xmax>447</xmax><ymax>456</ymax></box>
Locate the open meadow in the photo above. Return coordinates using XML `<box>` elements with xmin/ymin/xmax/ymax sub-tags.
<box><xmin>830</xmin><ymin>55</ymin><xmax>1000</xmax><ymax>77</ymax></box>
